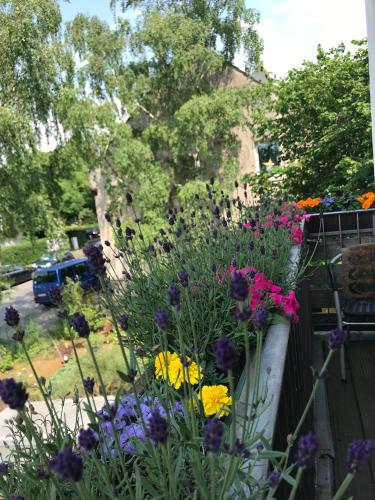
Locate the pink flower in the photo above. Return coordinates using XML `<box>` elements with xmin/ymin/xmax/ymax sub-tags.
<box><xmin>279</xmin><ymin>215</ymin><xmax>290</xmax><ymax>226</ymax></box>
<box><xmin>269</xmin><ymin>283</ymin><xmax>282</xmax><ymax>293</ymax></box>
<box><xmin>270</xmin><ymin>293</ymin><xmax>284</xmax><ymax>308</ymax></box>
<box><xmin>291</xmin><ymin>226</ymin><xmax>304</xmax><ymax>245</ymax></box>
<box><xmin>282</xmin><ymin>291</ymin><xmax>300</xmax><ymax>323</ymax></box>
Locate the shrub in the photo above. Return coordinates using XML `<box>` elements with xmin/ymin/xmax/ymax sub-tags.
<box><xmin>0</xmin><ymin>238</ymin><xmax>47</xmax><ymax>266</ymax></box>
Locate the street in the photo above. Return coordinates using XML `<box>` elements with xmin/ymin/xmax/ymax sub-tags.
<box><xmin>0</xmin><ymin>280</ymin><xmax>57</xmax><ymax>339</ymax></box>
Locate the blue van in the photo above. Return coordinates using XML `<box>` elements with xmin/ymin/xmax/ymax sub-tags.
<box><xmin>32</xmin><ymin>258</ymin><xmax>98</xmax><ymax>304</ymax></box>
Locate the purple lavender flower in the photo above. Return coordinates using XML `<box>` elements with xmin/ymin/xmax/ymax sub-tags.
<box><xmin>326</xmin><ymin>328</ymin><xmax>346</xmax><ymax>350</ymax></box>
<box><xmin>162</xmin><ymin>241</ymin><xmax>172</xmax><ymax>253</ymax></box>
<box><xmin>120</xmin><ymin>423</ymin><xmax>145</xmax><ymax>453</ymax></box>
<box><xmin>268</xmin><ymin>470</ymin><xmax>281</xmax><ymax>488</ymax></box>
<box><xmin>213</xmin><ymin>336</ymin><xmax>238</xmax><ymax>372</ymax></box>
<box><xmin>0</xmin><ymin>378</ymin><xmax>28</xmax><ymax>411</ymax></box>
<box><xmin>48</xmin><ymin>287</ymin><xmax>62</xmax><ymax>306</ymax></box>
<box><xmin>346</xmin><ymin>439</ymin><xmax>375</xmax><ymax>473</ymax></box>
<box><xmin>12</xmin><ymin>496</ymin><xmax>25</xmax><ymax>500</ymax></box>
<box><xmin>119</xmin><ymin>314</ymin><xmax>129</xmax><ymax>330</ymax></box>
<box><xmin>70</xmin><ymin>312</ymin><xmax>90</xmax><ymax>338</ymax></box>
<box><xmin>167</xmin><ymin>285</ymin><xmax>180</xmax><ymax>307</ymax></box>
<box><xmin>147</xmin><ymin>409</ymin><xmax>168</xmax><ymax>445</ymax></box>
<box><xmin>295</xmin><ymin>433</ymin><xmax>319</xmax><ymax>468</ymax></box>
<box><xmin>211</xmin><ymin>263</ymin><xmax>217</xmax><ymax>273</ymax></box>
<box><xmin>173</xmin><ymin>401</ymin><xmax>184</xmax><ymax>415</ymax></box>
<box><xmin>83</xmin><ymin>377</ymin><xmax>95</xmax><ymax>395</ymax></box>
<box><xmin>204</xmin><ymin>418</ymin><xmax>224</xmax><ymax>453</ymax></box>
<box><xmin>256</xmin><ymin>443</ymin><xmax>264</xmax><ymax>452</ymax></box>
<box><xmin>320</xmin><ymin>196</ymin><xmax>335</xmax><ymax>208</ymax></box>
<box><xmin>154</xmin><ymin>309</ymin><xmax>169</xmax><ymax>330</ymax></box>
<box><xmin>83</xmin><ymin>243</ymin><xmax>106</xmax><ymax>277</ymax></box>
<box><xmin>248</xmin><ymin>241</ymin><xmax>254</xmax><ymax>252</ymax></box>
<box><xmin>251</xmin><ymin>307</ymin><xmax>269</xmax><ymax>330</ymax></box>
<box><xmin>49</xmin><ymin>448</ymin><xmax>83</xmax><ymax>482</ymax></box>
<box><xmin>0</xmin><ymin>463</ymin><xmax>9</xmax><ymax>475</ymax></box>
<box><xmin>36</xmin><ymin>468</ymin><xmax>49</xmax><ymax>480</ymax></box>
<box><xmin>178</xmin><ymin>271</ymin><xmax>189</xmax><ymax>288</ymax></box>
<box><xmin>78</xmin><ymin>428</ymin><xmax>99</xmax><ymax>451</ymax></box>
<box><xmin>4</xmin><ymin>306</ymin><xmax>19</xmax><ymax>327</ymax></box>
<box><xmin>97</xmin><ymin>404</ymin><xmax>117</xmax><ymax>422</ymax></box>
<box><xmin>229</xmin><ymin>272</ymin><xmax>248</xmax><ymax>302</ymax></box>
<box><xmin>12</xmin><ymin>330</ymin><xmax>25</xmax><ymax>342</ymax></box>
<box><xmin>135</xmin><ymin>347</ymin><xmax>145</xmax><ymax>358</ymax></box>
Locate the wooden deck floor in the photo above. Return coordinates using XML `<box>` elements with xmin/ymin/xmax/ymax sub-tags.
<box><xmin>325</xmin><ymin>340</ymin><xmax>375</xmax><ymax>499</ymax></box>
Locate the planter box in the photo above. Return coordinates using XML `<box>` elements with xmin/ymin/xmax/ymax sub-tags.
<box><xmin>234</xmin><ymin>241</ymin><xmax>314</xmax><ymax>497</ymax></box>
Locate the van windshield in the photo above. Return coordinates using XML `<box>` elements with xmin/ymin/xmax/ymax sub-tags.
<box><xmin>34</xmin><ymin>271</ymin><xmax>58</xmax><ymax>284</ymax></box>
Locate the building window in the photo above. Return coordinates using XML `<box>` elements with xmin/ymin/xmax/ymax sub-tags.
<box><xmin>256</xmin><ymin>142</ymin><xmax>280</xmax><ymax>170</ymax></box>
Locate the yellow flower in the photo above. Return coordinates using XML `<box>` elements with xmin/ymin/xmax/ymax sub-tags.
<box><xmin>155</xmin><ymin>351</ymin><xmax>203</xmax><ymax>389</ymax></box>
<box><xmin>155</xmin><ymin>351</ymin><xmax>179</xmax><ymax>380</ymax></box>
<box><xmin>198</xmin><ymin>385</ymin><xmax>232</xmax><ymax>417</ymax></box>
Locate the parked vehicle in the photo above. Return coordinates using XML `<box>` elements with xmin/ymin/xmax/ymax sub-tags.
<box><xmin>32</xmin><ymin>250</ymin><xmax>74</xmax><ymax>269</ymax></box>
<box><xmin>0</xmin><ymin>265</ymin><xmax>33</xmax><ymax>289</ymax></box>
<box><xmin>32</xmin><ymin>258</ymin><xmax>98</xmax><ymax>304</ymax></box>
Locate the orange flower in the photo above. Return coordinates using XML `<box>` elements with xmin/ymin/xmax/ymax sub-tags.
<box><xmin>306</xmin><ymin>197</ymin><xmax>321</xmax><ymax>208</ymax></box>
<box><xmin>358</xmin><ymin>192</ymin><xmax>375</xmax><ymax>209</ymax></box>
<box><xmin>297</xmin><ymin>197</ymin><xmax>321</xmax><ymax>208</ymax></box>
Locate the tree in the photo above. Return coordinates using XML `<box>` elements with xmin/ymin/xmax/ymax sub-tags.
<box><xmin>252</xmin><ymin>40</ymin><xmax>372</xmax><ymax>198</ymax></box>
<box><xmin>60</xmin><ymin>1</ymin><xmax>263</xmax><ymax>221</ymax></box>
<box><xmin>0</xmin><ymin>1</ymin><xmax>100</xmax><ymax>238</ymax></box>
<box><xmin>1</xmin><ymin>0</ymin><xmax>263</xmax><ymax>238</ymax></box>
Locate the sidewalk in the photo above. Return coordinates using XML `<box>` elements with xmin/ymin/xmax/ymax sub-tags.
<box><xmin>0</xmin><ymin>397</ymin><xmax>109</xmax><ymax>458</ymax></box>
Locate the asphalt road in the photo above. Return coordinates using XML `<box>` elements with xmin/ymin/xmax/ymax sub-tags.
<box><xmin>0</xmin><ymin>280</ymin><xmax>57</xmax><ymax>340</ymax></box>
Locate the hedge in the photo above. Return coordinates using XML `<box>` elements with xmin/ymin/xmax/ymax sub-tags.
<box><xmin>0</xmin><ymin>238</ymin><xmax>48</xmax><ymax>266</ymax></box>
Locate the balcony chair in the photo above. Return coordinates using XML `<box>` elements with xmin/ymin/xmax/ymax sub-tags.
<box><xmin>327</xmin><ymin>243</ymin><xmax>375</xmax><ymax>381</ymax></box>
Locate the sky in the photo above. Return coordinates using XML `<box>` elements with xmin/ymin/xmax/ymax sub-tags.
<box><xmin>59</xmin><ymin>0</ymin><xmax>368</xmax><ymax>77</ymax></box>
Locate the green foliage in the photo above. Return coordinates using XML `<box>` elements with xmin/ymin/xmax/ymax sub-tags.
<box><xmin>177</xmin><ymin>180</ymin><xmax>208</xmax><ymax>208</ymax></box>
<box><xmin>49</xmin><ymin>344</ymin><xmax>131</xmax><ymax>398</ymax></box>
<box><xmin>0</xmin><ymin>0</ymin><xmax>263</xmax><ymax>237</ymax></box>
<box><xmin>0</xmin><ymin>0</ymin><xmax>73</xmax><ymax>237</ymax></box>
<box><xmin>0</xmin><ymin>343</ymin><xmax>14</xmax><ymax>372</ymax></box>
<box><xmin>0</xmin><ymin>238</ymin><xmax>47</xmax><ymax>266</ymax></box>
<box><xmin>113</xmin><ymin>0</ymin><xmax>263</xmax><ymax>71</ymax></box>
<box><xmin>58</xmin><ymin>164</ymin><xmax>96</xmax><ymax>225</ymax></box>
<box><xmin>62</xmin><ymin>278</ymin><xmax>107</xmax><ymax>333</ymax></box>
<box><xmin>59</xmin><ymin>2</ymin><xmax>263</xmax><ymax>223</ymax></box>
<box><xmin>117</xmin><ymin>204</ymin><xmax>295</xmax><ymax>355</ymax></box>
<box><xmin>254</xmin><ymin>40</ymin><xmax>372</xmax><ymax>198</ymax></box>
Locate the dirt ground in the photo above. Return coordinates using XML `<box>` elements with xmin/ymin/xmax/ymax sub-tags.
<box><xmin>0</xmin><ymin>346</ymin><xmax>86</xmax><ymax>412</ymax></box>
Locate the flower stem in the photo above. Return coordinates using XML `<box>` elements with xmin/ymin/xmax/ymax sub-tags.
<box><xmin>332</xmin><ymin>473</ymin><xmax>355</xmax><ymax>500</ymax></box>
<box><xmin>21</xmin><ymin>341</ymin><xmax>61</xmax><ymax>439</ymax></box>
<box><xmin>288</xmin><ymin>466</ymin><xmax>303</xmax><ymax>500</ymax></box>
